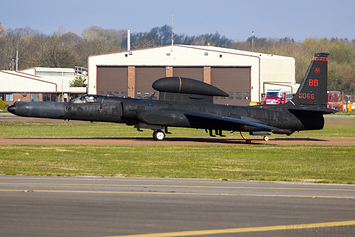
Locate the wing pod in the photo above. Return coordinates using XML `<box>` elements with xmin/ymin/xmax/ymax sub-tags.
<box><xmin>152</xmin><ymin>77</ymin><xmax>229</xmax><ymax>97</ymax></box>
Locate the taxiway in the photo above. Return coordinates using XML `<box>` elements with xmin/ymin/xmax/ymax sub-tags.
<box><xmin>1</xmin><ymin>176</ymin><xmax>354</xmax><ymax>237</ymax></box>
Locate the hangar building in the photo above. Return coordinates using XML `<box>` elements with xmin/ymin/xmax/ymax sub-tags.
<box><xmin>88</xmin><ymin>45</ymin><xmax>297</xmax><ymax>105</ymax></box>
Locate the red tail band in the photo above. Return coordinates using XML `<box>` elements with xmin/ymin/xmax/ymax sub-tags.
<box><xmin>312</xmin><ymin>57</ymin><xmax>328</xmax><ymax>61</ymax></box>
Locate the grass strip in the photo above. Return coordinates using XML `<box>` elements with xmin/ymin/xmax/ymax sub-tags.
<box><xmin>1</xmin><ymin>145</ymin><xmax>354</xmax><ymax>184</ymax></box>
<box><xmin>0</xmin><ymin>121</ymin><xmax>355</xmax><ymax>138</ymax></box>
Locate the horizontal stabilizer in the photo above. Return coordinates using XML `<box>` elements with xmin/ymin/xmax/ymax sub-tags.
<box><xmin>288</xmin><ymin>107</ymin><xmax>337</xmax><ymax>114</ymax></box>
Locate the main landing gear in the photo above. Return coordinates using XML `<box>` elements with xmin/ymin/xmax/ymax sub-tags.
<box><xmin>135</xmin><ymin>124</ymin><xmax>169</xmax><ymax>141</ymax></box>
<box><xmin>152</xmin><ymin>127</ymin><xmax>170</xmax><ymax>141</ymax></box>
<box><xmin>153</xmin><ymin>130</ymin><xmax>165</xmax><ymax>141</ymax></box>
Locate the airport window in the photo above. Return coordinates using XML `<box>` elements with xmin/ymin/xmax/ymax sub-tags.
<box><xmin>5</xmin><ymin>93</ymin><xmax>13</xmax><ymax>101</ymax></box>
<box><xmin>144</xmin><ymin>91</ymin><xmax>150</xmax><ymax>95</ymax></box>
<box><xmin>229</xmin><ymin>97</ymin><xmax>234</xmax><ymax>99</ymax></box>
<box><xmin>137</xmin><ymin>91</ymin><xmax>142</xmax><ymax>95</ymax></box>
<box><xmin>221</xmin><ymin>97</ymin><xmax>226</xmax><ymax>100</ymax></box>
<box><xmin>237</xmin><ymin>92</ymin><xmax>242</xmax><ymax>95</ymax></box>
<box><xmin>229</xmin><ymin>92</ymin><xmax>234</xmax><ymax>95</ymax></box>
<box><xmin>31</xmin><ymin>93</ymin><xmax>39</xmax><ymax>102</ymax></box>
<box><xmin>244</xmin><ymin>92</ymin><xmax>250</xmax><ymax>95</ymax></box>
<box><xmin>236</xmin><ymin>97</ymin><xmax>242</xmax><ymax>100</ymax></box>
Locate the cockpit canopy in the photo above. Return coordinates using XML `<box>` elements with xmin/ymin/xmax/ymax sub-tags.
<box><xmin>71</xmin><ymin>94</ymin><xmax>125</xmax><ymax>103</ymax></box>
<box><xmin>71</xmin><ymin>95</ymin><xmax>98</xmax><ymax>103</ymax></box>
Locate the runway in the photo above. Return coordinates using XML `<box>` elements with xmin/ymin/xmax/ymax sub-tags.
<box><xmin>1</xmin><ymin>176</ymin><xmax>354</xmax><ymax>236</ymax></box>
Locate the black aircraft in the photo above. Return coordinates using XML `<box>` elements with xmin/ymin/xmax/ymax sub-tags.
<box><xmin>8</xmin><ymin>52</ymin><xmax>336</xmax><ymax>143</ymax></box>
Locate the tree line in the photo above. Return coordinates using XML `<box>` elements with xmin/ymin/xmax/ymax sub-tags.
<box><xmin>0</xmin><ymin>23</ymin><xmax>354</xmax><ymax>93</ymax></box>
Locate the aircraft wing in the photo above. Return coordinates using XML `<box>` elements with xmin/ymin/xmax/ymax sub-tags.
<box><xmin>183</xmin><ymin>111</ymin><xmax>291</xmax><ymax>134</ymax></box>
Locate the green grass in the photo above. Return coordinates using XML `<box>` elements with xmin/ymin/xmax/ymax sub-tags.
<box><xmin>0</xmin><ymin>145</ymin><xmax>354</xmax><ymax>184</ymax></box>
<box><xmin>0</xmin><ymin>119</ymin><xmax>354</xmax><ymax>138</ymax></box>
<box><xmin>332</xmin><ymin>110</ymin><xmax>355</xmax><ymax>115</ymax></box>
<box><xmin>0</xmin><ymin>118</ymin><xmax>354</xmax><ymax>183</ymax></box>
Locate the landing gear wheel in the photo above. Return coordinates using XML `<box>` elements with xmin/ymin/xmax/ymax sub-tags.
<box><xmin>240</xmin><ymin>131</ymin><xmax>252</xmax><ymax>144</ymax></box>
<box><xmin>263</xmin><ymin>136</ymin><xmax>269</xmax><ymax>142</ymax></box>
<box><xmin>153</xmin><ymin>130</ymin><xmax>165</xmax><ymax>141</ymax></box>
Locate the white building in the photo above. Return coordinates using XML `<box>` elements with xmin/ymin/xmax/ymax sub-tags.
<box><xmin>0</xmin><ymin>67</ymin><xmax>86</xmax><ymax>106</ymax></box>
<box><xmin>88</xmin><ymin>45</ymin><xmax>297</xmax><ymax>105</ymax></box>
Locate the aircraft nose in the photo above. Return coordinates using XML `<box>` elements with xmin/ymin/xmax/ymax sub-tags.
<box><xmin>7</xmin><ymin>104</ymin><xmax>16</xmax><ymax>114</ymax></box>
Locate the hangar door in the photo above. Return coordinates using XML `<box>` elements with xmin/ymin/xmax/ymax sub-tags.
<box><xmin>135</xmin><ymin>67</ymin><xmax>165</xmax><ymax>99</ymax></box>
<box><xmin>211</xmin><ymin>67</ymin><xmax>251</xmax><ymax>106</ymax></box>
<box><xmin>96</xmin><ymin>66</ymin><xmax>128</xmax><ymax>96</ymax></box>
<box><xmin>173</xmin><ymin>67</ymin><xmax>203</xmax><ymax>81</ymax></box>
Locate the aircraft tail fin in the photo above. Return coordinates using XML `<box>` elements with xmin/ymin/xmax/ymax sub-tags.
<box><xmin>288</xmin><ymin>52</ymin><xmax>334</xmax><ymax>113</ymax></box>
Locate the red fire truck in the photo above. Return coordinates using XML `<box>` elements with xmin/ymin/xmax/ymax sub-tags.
<box><xmin>327</xmin><ymin>91</ymin><xmax>342</xmax><ymax>110</ymax></box>
<box><xmin>263</xmin><ymin>89</ymin><xmax>292</xmax><ymax>105</ymax></box>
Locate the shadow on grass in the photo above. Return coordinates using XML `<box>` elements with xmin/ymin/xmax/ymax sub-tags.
<box><xmin>7</xmin><ymin>136</ymin><xmax>328</xmax><ymax>145</ymax></box>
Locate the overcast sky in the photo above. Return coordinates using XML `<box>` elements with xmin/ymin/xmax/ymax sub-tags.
<box><xmin>2</xmin><ymin>0</ymin><xmax>354</xmax><ymax>41</ymax></box>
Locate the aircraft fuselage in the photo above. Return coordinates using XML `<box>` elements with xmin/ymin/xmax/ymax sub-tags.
<box><xmin>10</xmin><ymin>96</ymin><xmax>324</xmax><ymax>134</ymax></box>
